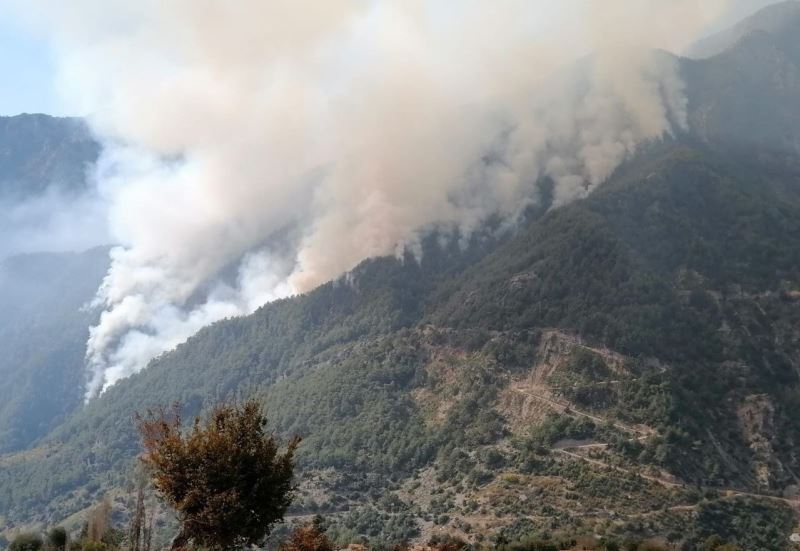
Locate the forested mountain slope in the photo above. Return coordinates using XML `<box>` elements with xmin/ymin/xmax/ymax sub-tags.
<box><xmin>0</xmin><ymin>248</ymin><xmax>109</xmax><ymax>452</ymax></box>
<box><xmin>685</xmin><ymin>0</ymin><xmax>800</xmax><ymax>161</ymax></box>
<box><xmin>3</xmin><ymin>140</ymin><xmax>799</xmax><ymax>548</ymax></box>
<box><xmin>0</xmin><ymin>113</ymin><xmax>107</xmax><ymax>454</ymax></box>
<box><xmin>687</xmin><ymin>0</ymin><xmax>800</xmax><ymax>59</ymax></box>
<box><xmin>3</xmin><ymin>3</ymin><xmax>800</xmax><ymax>549</ymax></box>
<box><xmin>0</xmin><ymin>114</ymin><xmax>99</xmax><ymax>199</ymax></box>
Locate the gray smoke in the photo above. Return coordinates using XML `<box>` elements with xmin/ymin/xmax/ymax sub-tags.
<box><xmin>6</xmin><ymin>0</ymin><xmax>734</xmax><ymax>398</ymax></box>
<box><xmin>0</xmin><ymin>186</ymin><xmax>109</xmax><ymax>260</ymax></box>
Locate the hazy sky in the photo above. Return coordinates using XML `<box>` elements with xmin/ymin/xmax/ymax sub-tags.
<box><xmin>0</xmin><ymin>0</ymin><xmax>787</xmax><ymax>116</ymax></box>
<box><xmin>0</xmin><ymin>4</ymin><xmax>63</xmax><ymax>115</ymax></box>
<box><xmin>707</xmin><ymin>0</ymin><xmax>786</xmax><ymax>31</ymax></box>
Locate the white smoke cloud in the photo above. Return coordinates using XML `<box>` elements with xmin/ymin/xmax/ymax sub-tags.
<box><xmin>6</xmin><ymin>0</ymin><xmax>732</xmax><ymax>398</ymax></box>
<box><xmin>0</xmin><ymin>186</ymin><xmax>109</xmax><ymax>260</ymax></box>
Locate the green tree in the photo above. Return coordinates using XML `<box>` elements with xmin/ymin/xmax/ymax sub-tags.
<box><xmin>703</xmin><ymin>535</ymin><xmax>719</xmax><ymax>550</ymax></box>
<box><xmin>47</xmin><ymin>527</ymin><xmax>67</xmax><ymax>551</ymax></box>
<box><xmin>136</xmin><ymin>400</ymin><xmax>300</xmax><ymax>550</ymax></box>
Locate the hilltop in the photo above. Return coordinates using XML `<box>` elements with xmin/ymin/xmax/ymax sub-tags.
<box><xmin>0</xmin><ymin>114</ymin><xmax>98</xmax><ymax>199</ymax></box>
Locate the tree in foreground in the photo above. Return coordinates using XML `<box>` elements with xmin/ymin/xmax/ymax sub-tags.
<box><xmin>47</xmin><ymin>527</ymin><xmax>68</xmax><ymax>551</ymax></box>
<box><xmin>136</xmin><ymin>400</ymin><xmax>300</xmax><ymax>550</ymax></box>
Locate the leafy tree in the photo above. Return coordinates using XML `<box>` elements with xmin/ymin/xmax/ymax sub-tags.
<box><xmin>136</xmin><ymin>400</ymin><xmax>300</xmax><ymax>550</ymax></box>
<box><xmin>503</xmin><ymin>538</ymin><xmax>558</xmax><ymax>551</ymax></box>
<box><xmin>8</xmin><ymin>533</ymin><xmax>43</xmax><ymax>551</ymax></box>
<box><xmin>47</xmin><ymin>527</ymin><xmax>67</xmax><ymax>551</ymax></box>
<box><xmin>702</xmin><ymin>534</ymin><xmax>743</xmax><ymax>551</ymax></box>
<box><xmin>426</xmin><ymin>534</ymin><xmax>470</xmax><ymax>550</ymax></box>
<box><xmin>280</xmin><ymin>524</ymin><xmax>334</xmax><ymax>551</ymax></box>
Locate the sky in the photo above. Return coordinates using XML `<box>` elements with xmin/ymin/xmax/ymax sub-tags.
<box><xmin>0</xmin><ymin>0</ymin><xmax>786</xmax><ymax>118</ymax></box>
<box><xmin>0</xmin><ymin>4</ymin><xmax>63</xmax><ymax>115</ymax></box>
<box><xmin>707</xmin><ymin>0</ymin><xmax>786</xmax><ymax>31</ymax></box>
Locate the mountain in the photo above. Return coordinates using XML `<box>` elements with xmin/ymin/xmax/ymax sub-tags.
<box><xmin>0</xmin><ymin>114</ymin><xmax>99</xmax><ymax>199</ymax></box>
<box><xmin>3</xmin><ymin>6</ymin><xmax>800</xmax><ymax>551</ymax></box>
<box><xmin>685</xmin><ymin>1</ymin><xmax>800</xmax><ymax>158</ymax></box>
<box><xmin>0</xmin><ymin>248</ymin><xmax>109</xmax><ymax>453</ymax></box>
<box><xmin>687</xmin><ymin>0</ymin><xmax>800</xmax><ymax>59</ymax></box>
<box><xmin>6</xmin><ymin>140</ymin><xmax>797</xmax><ymax>548</ymax></box>
<box><xmin>0</xmin><ymin>114</ymin><xmax>108</xmax><ymax>452</ymax></box>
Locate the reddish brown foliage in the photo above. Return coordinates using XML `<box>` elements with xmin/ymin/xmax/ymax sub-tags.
<box><xmin>280</xmin><ymin>524</ymin><xmax>335</xmax><ymax>551</ymax></box>
<box><xmin>136</xmin><ymin>400</ymin><xmax>300</xmax><ymax>550</ymax></box>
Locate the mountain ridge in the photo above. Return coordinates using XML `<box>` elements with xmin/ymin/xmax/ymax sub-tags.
<box><xmin>0</xmin><ymin>113</ymin><xmax>99</xmax><ymax>199</ymax></box>
<box><xmin>3</xmin><ymin>139</ymin><xmax>799</xmax><ymax>548</ymax></box>
<box><xmin>0</xmin><ymin>247</ymin><xmax>109</xmax><ymax>453</ymax></box>
<box><xmin>2</xmin><ymin>5</ymin><xmax>800</xmax><ymax>549</ymax></box>
<box><xmin>687</xmin><ymin>0</ymin><xmax>800</xmax><ymax>59</ymax></box>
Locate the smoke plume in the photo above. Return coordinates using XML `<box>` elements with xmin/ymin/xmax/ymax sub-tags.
<box><xmin>0</xmin><ymin>186</ymin><xmax>109</xmax><ymax>260</ymax></box>
<box><xmin>8</xmin><ymin>0</ymin><xmax>730</xmax><ymax>398</ymax></box>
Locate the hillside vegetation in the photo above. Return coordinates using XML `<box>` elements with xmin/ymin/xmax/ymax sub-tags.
<box><xmin>0</xmin><ymin>114</ymin><xmax>98</xmax><ymax>199</ymax></box>
<box><xmin>2</xmin><ymin>141</ymin><xmax>799</xmax><ymax>549</ymax></box>
<box><xmin>3</xmin><ymin>4</ymin><xmax>800</xmax><ymax>549</ymax></box>
<box><xmin>0</xmin><ymin>248</ymin><xmax>108</xmax><ymax>452</ymax></box>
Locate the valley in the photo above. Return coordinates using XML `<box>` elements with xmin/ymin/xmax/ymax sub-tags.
<box><xmin>2</xmin><ymin>2</ymin><xmax>800</xmax><ymax>550</ymax></box>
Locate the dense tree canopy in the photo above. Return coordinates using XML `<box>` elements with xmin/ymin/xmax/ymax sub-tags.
<box><xmin>136</xmin><ymin>400</ymin><xmax>300</xmax><ymax>550</ymax></box>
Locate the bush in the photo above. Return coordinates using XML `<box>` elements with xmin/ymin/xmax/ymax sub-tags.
<box><xmin>47</xmin><ymin>528</ymin><xmax>67</xmax><ymax>551</ymax></box>
<box><xmin>9</xmin><ymin>534</ymin><xmax>43</xmax><ymax>551</ymax></box>
<box><xmin>280</xmin><ymin>524</ymin><xmax>334</xmax><ymax>551</ymax></box>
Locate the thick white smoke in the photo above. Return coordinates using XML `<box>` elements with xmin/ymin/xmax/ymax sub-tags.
<box><xmin>7</xmin><ymin>0</ymin><xmax>730</xmax><ymax>398</ymax></box>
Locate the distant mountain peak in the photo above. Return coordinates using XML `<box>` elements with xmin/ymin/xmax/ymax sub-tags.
<box><xmin>0</xmin><ymin>113</ymin><xmax>99</xmax><ymax>198</ymax></box>
<box><xmin>687</xmin><ymin>0</ymin><xmax>800</xmax><ymax>59</ymax></box>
